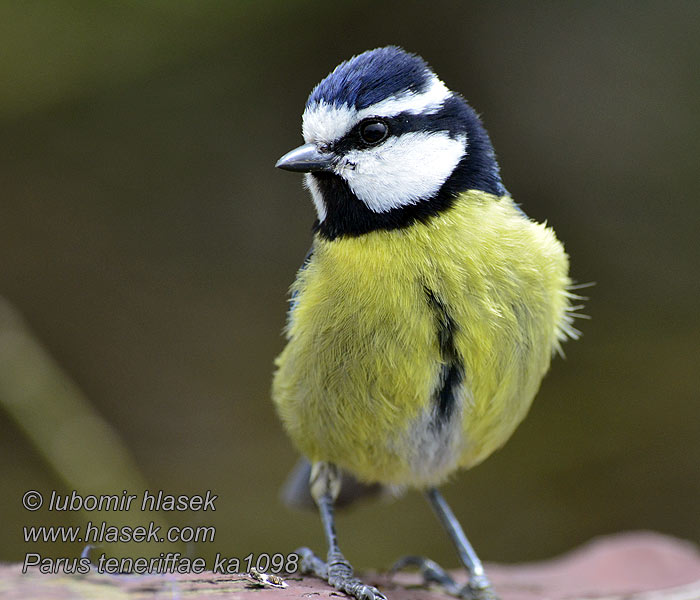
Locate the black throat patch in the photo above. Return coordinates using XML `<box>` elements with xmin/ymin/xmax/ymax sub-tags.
<box><xmin>312</xmin><ymin>172</ymin><xmax>456</xmax><ymax>240</ymax></box>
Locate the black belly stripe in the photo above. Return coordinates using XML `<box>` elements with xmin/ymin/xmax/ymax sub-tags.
<box><xmin>423</xmin><ymin>286</ymin><xmax>465</xmax><ymax>427</ymax></box>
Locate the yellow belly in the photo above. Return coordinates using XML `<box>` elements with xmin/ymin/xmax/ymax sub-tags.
<box><xmin>272</xmin><ymin>191</ymin><xmax>572</xmax><ymax>487</ymax></box>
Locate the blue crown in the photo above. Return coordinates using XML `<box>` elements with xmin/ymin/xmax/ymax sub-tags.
<box><xmin>307</xmin><ymin>46</ymin><xmax>434</xmax><ymax>110</ymax></box>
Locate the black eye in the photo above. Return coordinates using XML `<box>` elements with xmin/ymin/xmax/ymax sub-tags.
<box><xmin>359</xmin><ymin>120</ymin><xmax>388</xmax><ymax>145</ymax></box>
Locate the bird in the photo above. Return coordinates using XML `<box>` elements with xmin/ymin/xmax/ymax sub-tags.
<box><xmin>272</xmin><ymin>46</ymin><xmax>580</xmax><ymax>600</ymax></box>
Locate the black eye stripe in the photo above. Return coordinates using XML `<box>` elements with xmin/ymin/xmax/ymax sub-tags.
<box><xmin>331</xmin><ymin>97</ymin><xmax>468</xmax><ymax>155</ymax></box>
<box><xmin>382</xmin><ymin>100</ymin><xmax>468</xmax><ymax>139</ymax></box>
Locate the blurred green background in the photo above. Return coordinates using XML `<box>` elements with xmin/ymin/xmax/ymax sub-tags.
<box><xmin>1</xmin><ymin>0</ymin><xmax>698</xmax><ymax>570</ymax></box>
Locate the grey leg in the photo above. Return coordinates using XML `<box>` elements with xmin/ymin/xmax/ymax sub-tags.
<box><xmin>296</xmin><ymin>462</ymin><xmax>386</xmax><ymax>600</ymax></box>
<box><xmin>425</xmin><ymin>487</ymin><xmax>498</xmax><ymax>600</ymax></box>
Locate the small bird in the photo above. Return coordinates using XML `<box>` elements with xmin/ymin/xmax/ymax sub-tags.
<box><xmin>273</xmin><ymin>46</ymin><xmax>579</xmax><ymax>600</ymax></box>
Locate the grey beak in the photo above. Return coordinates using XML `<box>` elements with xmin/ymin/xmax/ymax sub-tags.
<box><xmin>275</xmin><ymin>143</ymin><xmax>336</xmax><ymax>173</ymax></box>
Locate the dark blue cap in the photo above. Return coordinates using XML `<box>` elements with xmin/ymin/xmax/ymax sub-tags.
<box><xmin>307</xmin><ymin>46</ymin><xmax>434</xmax><ymax>110</ymax></box>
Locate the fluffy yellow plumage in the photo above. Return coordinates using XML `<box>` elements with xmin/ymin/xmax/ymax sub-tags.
<box><xmin>273</xmin><ymin>189</ymin><xmax>574</xmax><ymax>488</ymax></box>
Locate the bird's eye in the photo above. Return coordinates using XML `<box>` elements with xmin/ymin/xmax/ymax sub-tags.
<box><xmin>359</xmin><ymin>120</ymin><xmax>388</xmax><ymax>145</ymax></box>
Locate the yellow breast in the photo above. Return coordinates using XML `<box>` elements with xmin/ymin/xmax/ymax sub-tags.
<box><xmin>272</xmin><ymin>190</ymin><xmax>573</xmax><ymax>487</ymax></box>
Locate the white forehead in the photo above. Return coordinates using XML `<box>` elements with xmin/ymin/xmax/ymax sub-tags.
<box><xmin>302</xmin><ymin>73</ymin><xmax>452</xmax><ymax>145</ymax></box>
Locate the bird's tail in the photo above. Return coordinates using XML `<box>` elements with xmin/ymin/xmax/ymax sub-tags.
<box><xmin>281</xmin><ymin>458</ymin><xmax>395</xmax><ymax>511</ymax></box>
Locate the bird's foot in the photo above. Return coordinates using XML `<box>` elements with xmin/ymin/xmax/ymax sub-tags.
<box><xmin>391</xmin><ymin>556</ymin><xmax>499</xmax><ymax>600</ymax></box>
<box><xmin>296</xmin><ymin>547</ymin><xmax>387</xmax><ymax>600</ymax></box>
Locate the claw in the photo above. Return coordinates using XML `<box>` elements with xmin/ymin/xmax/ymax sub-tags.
<box><xmin>294</xmin><ymin>547</ymin><xmax>386</xmax><ymax>600</ymax></box>
<box><xmin>459</xmin><ymin>582</ymin><xmax>500</xmax><ymax>600</ymax></box>
<box><xmin>459</xmin><ymin>571</ymin><xmax>499</xmax><ymax>600</ymax></box>
<box><xmin>391</xmin><ymin>555</ymin><xmax>499</xmax><ymax>600</ymax></box>
<box><xmin>391</xmin><ymin>555</ymin><xmax>459</xmax><ymax>591</ymax></box>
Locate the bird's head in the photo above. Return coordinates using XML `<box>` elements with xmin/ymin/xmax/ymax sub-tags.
<box><xmin>276</xmin><ymin>46</ymin><xmax>505</xmax><ymax>239</ymax></box>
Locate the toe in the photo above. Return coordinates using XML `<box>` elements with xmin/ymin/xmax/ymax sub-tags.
<box><xmin>357</xmin><ymin>583</ymin><xmax>386</xmax><ymax>600</ymax></box>
<box><xmin>461</xmin><ymin>583</ymin><xmax>500</xmax><ymax>600</ymax></box>
<box><xmin>391</xmin><ymin>555</ymin><xmax>458</xmax><ymax>592</ymax></box>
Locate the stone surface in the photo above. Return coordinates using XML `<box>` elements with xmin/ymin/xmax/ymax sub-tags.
<box><xmin>1</xmin><ymin>532</ymin><xmax>699</xmax><ymax>599</ymax></box>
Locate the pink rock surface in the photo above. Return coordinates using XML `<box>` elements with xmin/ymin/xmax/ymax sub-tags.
<box><xmin>1</xmin><ymin>531</ymin><xmax>699</xmax><ymax>599</ymax></box>
<box><xmin>481</xmin><ymin>531</ymin><xmax>700</xmax><ymax>599</ymax></box>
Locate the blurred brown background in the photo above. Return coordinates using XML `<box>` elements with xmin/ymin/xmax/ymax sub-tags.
<box><xmin>1</xmin><ymin>1</ymin><xmax>698</xmax><ymax>569</ymax></box>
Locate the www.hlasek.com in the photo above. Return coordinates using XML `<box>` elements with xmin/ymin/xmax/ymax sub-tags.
<box><xmin>21</xmin><ymin>489</ymin><xmax>299</xmax><ymax>576</ymax></box>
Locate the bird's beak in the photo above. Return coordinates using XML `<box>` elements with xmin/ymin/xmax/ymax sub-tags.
<box><xmin>275</xmin><ymin>143</ymin><xmax>336</xmax><ymax>173</ymax></box>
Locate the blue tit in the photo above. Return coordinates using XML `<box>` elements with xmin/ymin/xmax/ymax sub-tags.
<box><xmin>273</xmin><ymin>46</ymin><xmax>580</xmax><ymax>600</ymax></box>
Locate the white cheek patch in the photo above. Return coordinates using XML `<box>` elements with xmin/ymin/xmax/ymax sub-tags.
<box><xmin>336</xmin><ymin>131</ymin><xmax>466</xmax><ymax>213</ymax></box>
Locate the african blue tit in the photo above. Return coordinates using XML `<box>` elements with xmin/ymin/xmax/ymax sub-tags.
<box><xmin>273</xmin><ymin>46</ymin><xmax>579</xmax><ymax>600</ymax></box>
